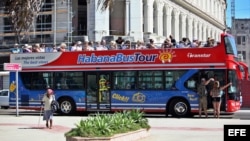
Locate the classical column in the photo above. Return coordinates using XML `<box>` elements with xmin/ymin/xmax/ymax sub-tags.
<box><xmin>166</xmin><ymin>5</ymin><xmax>173</xmax><ymax>36</ymax></box>
<box><xmin>207</xmin><ymin>27</ymin><xmax>211</xmax><ymax>38</ymax></box>
<box><xmin>155</xmin><ymin>2</ymin><xmax>164</xmax><ymax>36</ymax></box>
<box><xmin>143</xmin><ymin>0</ymin><xmax>154</xmax><ymax>33</ymax></box>
<box><xmin>172</xmin><ymin>9</ymin><xmax>180</xmax><ymax>41</ymax></box>
<box><xmin>180</xmin><ymin>13</ymin><xmax>187</xmax><ymax>39</ymax></box>
<box><xmin>125</xmin><ymin>0</ymin><xmax>130</xmax><ymax>35</ymax></box>
<box><xmin>129</xmin><ymin>0</ymin><xmax>143</xmax><ymax>40</ymax></box>
<box><xmin>187</xmin><ymin>16</ymin><xmax>193</xmax><ymax>40</ymax></box>
<box><xmin>163</xmin><ymin>8</ymin><xmax>167</xmax><ymax>36</ymax></box>
<box><xmin>198</xmin><ymin>22</ymin><xmax>202</xmax><ymax>41</ymax></box>
<box><xmin>193</xmin><ymin>20</ymin><xmax>198</xmax><ymax>40</ymax></box>
<box><xmin>202</xmin><ymin>26</ymin><xmax>207</xmax><ymax>41</ymax></box>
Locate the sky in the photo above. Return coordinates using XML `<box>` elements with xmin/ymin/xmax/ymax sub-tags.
<box><xmin>226</xmin><ymin>0</ymin><xmax>250</xmax><ymax>27</ymax></box>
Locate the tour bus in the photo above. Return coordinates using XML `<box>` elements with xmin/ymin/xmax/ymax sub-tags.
<box><xmin>8</xmin><ymin>33</ymin><xmax>244</xmax><ymax>117</ymax></box>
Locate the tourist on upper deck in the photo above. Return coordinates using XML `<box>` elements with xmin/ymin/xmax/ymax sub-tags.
<box><xmin>76</xmin><ymin>41</ymin><xmax>83</xmax><ymax>51</ymax></box>
<box><xmin>109</xmin><ymin>41</ymin><xmax>118</xmax><ymax>50</ymax></box>
<box><xmin>116</xmin><ymin>37</ymin><xmax>124</xmax><ymax>49</ymax></box>
<box><xmin>23</xmin><ymin>44</ymin><xmax>32</xmax><ymax>53</ymax></box>
<box><xmin>95</xmin><ymin>40</ymin><xmax>108</xmax><ymax>50</ymax></box>
<box><xmin>177</xmin><ymin>37</ymin><xmax>191</xmax><ymax>48</ymax></box>
<box><xmin>40</xmin><ymin>43</ymin><xmax>46</xmax><ymax>52</ymax></box>
<box><xmin>11</xmin><ymin>43</ymin><xmax>22</xmax><ymax>53</ymax></box>
<box><xmin>83</xmin><ymin>41</ymin><xmax>95</xmax><ymax>51</ymax></box>
<box><xmin>161</xmin><ymin>38</ymin><xmax>173</xmax><ymax>48</ymax></box>
<box><xmin>88</xmin><ymin>41</ymin><xmax>94</xmax><ymax>49</ymax></box>
<box><xmin>101</xmin><ymin>39</ymin><xmax>109</xmax><ymax>50</ymax></box>
<box><xmin>147</xmin><ymin>39</ymin><xmax>158</xmax><ymax>49</ymax></box>
<box><xmin>32</xmin><ymin>43</ymin><xmax>42</xmax><ymax>52</ymax></box>
<box><xmin>136</xmin><ymin>40</ymin><xmax>147</xmax><ymax>50</ymax></box>
<box><xmin>52</xmin><ymin>45</ymin><xmax>58</xmax><ymax>52</ymax></box>
<box><xmin>190</xmin><ymin>38</ymin><xmax>199</xmax><ymax>48</ymax></box>
<box><xmin>122</xmin><ymin>40</ymin><xmax>132</xmax><ymax>50</ymax></box>
<box><xmin>59</xmin><ymin>43</ymin><xmax>67</xmax><ymax>52</ymax></box>
<box><xmin>169</xmin><ymin>35</ymin><xmax>177</xmax><ymax>47</ymax></box>
<box><xmin>204</xmin><ymin>37</ymin><xmax>215</xmax><ymax>47</ymax></box>
<box><xmin>70</xmin><ymin>42</ymin><xmax>77</xmax><ymax>51</ymax></box>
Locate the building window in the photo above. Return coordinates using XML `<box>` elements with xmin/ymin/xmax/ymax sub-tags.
<box><xmin>241</xmin><ymin>24</ymin><xmax>244</xmax><ymax>30</ymax></box>
<box><xmin>238</xmin><ymin>51</ymin><xmax>246</xmax><ymax>60</ymax></box>
<box><xmin>236</xmin><ymin>36</ymin><xmax>246</xmax><ymax>45</ymax></box>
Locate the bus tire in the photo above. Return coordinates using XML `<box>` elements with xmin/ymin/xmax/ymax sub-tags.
<box><xmin>58</xmin><ymin>98</ymin><xmax>76</xmax><ymax>115</ymax></box>
<box><xmin>169</xmin><ymin>99</ymin><xmax>190</xmax><ymax>117</ymax></box>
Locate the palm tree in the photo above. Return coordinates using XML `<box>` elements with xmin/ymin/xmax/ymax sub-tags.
<box><xmin>97</xmin><ymin>0</ymin><xmax>113</xmax><ymax>12</ymax></box>
<box><xmin>2</xmin><ymin>0</ymin><xmax>44</xmax><ymax>43</ymax></box>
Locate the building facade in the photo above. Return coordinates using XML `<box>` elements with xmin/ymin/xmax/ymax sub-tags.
<box><xmin>0</xmin><ymin>0</ymin><xmax>226</xmax><ymax>48</ymax></box>
<box><xmin>231</xmin><ymin>19</ymin><xmax>250</xmax><ymax>72</ymax></box>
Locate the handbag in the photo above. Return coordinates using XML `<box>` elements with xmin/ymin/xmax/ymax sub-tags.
<box><xmin>51</xmin><ymin>95</ymin><xmax>59</xmax><ymax>112</ymax></box>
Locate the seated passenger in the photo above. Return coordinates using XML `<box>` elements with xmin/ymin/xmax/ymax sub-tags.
<box><xmin>161</xmin><ymin>38</ymin><xmax>173</xmax><ymax>48</ymax></box>
<box><xmin>83</xmin><ymin>41</ymin><xmax>95</xmax><ymax>51</ymax></box>
<box><xmin>147</xmin><ymin>39</ymin><xmax>158</xmax><ymax>49</ymax></box>
<box><xmin>109</xmin><ymin>41</ymin><xmax>118</xmax><ymax>50</ymax></box>
<box><xmin>136</xmin><ymin>40</ymin><xmax>147</xmax><ymax>50</ymax></box>
<box><xmin>116</xmin><ymin>37</ymin><xmax>124</xmax><ymax>49</ymax></box>
<box><xmin>190</xmin><ymin>38</ymin><xmax>197</xmax><ymax>48</ymax></box>
<box><xmin>122</xmin><ymin>40</ymin><xmax>132</xmax><ymax>50</ymax></box>
<box><xmin>95</xmin><ymin>40</ymin><xmax>108</xmax><ymax>50</ymax></box>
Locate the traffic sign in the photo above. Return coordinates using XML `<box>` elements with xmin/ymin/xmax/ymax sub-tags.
<box><xmin>4</xmin><ymin>63</ymin><xmax>22</xmax><ymax>71</ymax></box>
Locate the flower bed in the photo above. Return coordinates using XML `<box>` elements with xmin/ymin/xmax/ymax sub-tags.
<box><xmin>66</xmin><ymin>129</ymin><xmax>150</xmax><ymax>141</ymax></box>
<box><xmin>65</xmin><ymin>110</ymin><xmax>151</xmax><ymax>141</ymax></box>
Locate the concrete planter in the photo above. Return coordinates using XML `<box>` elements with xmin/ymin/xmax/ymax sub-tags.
<box><xmin>65</xmin><ymin>129</ymin><xmax>150</xmax><ymax>141</ymax></box>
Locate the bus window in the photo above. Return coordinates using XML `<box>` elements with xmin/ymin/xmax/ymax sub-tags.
<box><xmin>138</xmin><ymin>71</ymin><xmax>163</xmax><ymax>89</ymax></box>
<box><xmin>21</xmin><ymin>72</ymin><xmax>47</xmax><ymax>90</ymax></box>
<box><xmin>113</xmin><ymin>71</ymin><xmax>136</xmax><ymax>89</ymax></box>
<box><xmin>54</xmin><ymin>72</ymin><xmax>84</xmax><ymax>90</ymax></box>
<box><xmin>165</xmin><ymin>70</ymin><xmax>186</xmax><ymax>90</ymax></box>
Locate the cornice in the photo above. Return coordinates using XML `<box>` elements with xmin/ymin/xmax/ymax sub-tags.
<box><xmin>172</xmin><ymin>0</ymin><xmax>225</xmax><ymax>29</ymax></box>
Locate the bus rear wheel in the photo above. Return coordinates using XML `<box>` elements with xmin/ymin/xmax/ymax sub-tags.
<box><xmin>169</xmin><ymin>99</ymin><xmax>190</xmax><ymax>117</ymax></box>
<box><xmin>59</xmin><ymin>98</ymin><xmax>75</xmax><ymax>115</ymax></box>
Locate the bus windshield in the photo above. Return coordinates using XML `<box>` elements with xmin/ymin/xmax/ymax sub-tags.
<box><xmin>224</xmin><ymin>35</ymin><xmax>238</xmax><ymax>57</ymax></box>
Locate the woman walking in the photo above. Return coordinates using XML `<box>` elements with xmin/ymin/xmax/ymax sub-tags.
<box><xmin>41</xmin><ymin>88</ymin><xmax>55</xmax><ymax>129</ymax></box>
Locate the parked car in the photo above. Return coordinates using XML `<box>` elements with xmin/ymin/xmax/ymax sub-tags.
<box><xmin>0</xmin><ymin>89</ymin><xmax>9</xmax><ymax>109</ymax></box>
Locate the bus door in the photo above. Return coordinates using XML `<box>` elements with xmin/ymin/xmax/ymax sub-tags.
<box><xmin>86</xmin><ymin>72</ymin><xmax>111</xmax><ymax>111</ymax></box>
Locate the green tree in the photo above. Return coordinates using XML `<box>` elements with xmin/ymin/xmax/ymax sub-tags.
<box><xmin>3</xmin><ymin>0</ymin><xmax>44</xmax><ymax>43</ymax></box>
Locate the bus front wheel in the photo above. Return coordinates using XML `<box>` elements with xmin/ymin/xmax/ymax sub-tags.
<box><xmin>169</xmin><ymin>99</ymin><xmax>190</xmax><ymax>117</ymax></box>
<box><xmin>59</xmin><ymin>98</ymin><xmax>76</xmax><ymax>115</ymax></box>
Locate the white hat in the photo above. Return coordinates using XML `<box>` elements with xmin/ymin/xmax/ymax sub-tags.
<box><xmin>77</xmin><ymin>41</ymin><xmax>82</xmax><ymax>44</ymax></box>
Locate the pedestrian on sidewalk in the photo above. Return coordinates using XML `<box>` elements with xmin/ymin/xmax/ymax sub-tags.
<box><xmin>41</xmin><ymin>88</ymin><xmax>54</xmax><ymax>129</ymax></box>
<box><xmin>197</xmin><ymin>78</ymin><xmax>214</xmax><ymax>117</ymax></box>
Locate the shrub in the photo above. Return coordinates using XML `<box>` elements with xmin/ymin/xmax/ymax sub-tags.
<box><xmin>64</xmin><ymin>109</ymin><xmax>150</xmax><ymax>137</ymax></box>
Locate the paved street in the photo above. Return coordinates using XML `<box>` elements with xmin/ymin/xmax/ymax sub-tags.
<box><xmin>0</xmin><ymin>108</ymin><xmax>250</xmax><ymax>141</ymax></box>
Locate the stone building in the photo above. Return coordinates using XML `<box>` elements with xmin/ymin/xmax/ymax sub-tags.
<box><xmin>0</xmin><ymin>0</ymin><xmax>226</xmax><ymax>48</ymax></box>
<box><xmin>231</xmin><ymin>19</ymin><xmax>250</xmax><ymax>71</ymax></box>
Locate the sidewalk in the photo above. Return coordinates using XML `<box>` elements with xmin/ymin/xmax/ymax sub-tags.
<box><xmin>0</xmin><ymin>111</ymin><xmax>250</xmax><ymax>141</ymax></box>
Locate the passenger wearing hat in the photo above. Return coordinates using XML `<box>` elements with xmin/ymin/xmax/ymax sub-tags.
<box><xmin>11</xmin><ymin>43</ymin><xmax>22</xmax><ymax>53</ymax></box>
<box><xmin>190</xmin><ymin>38</ymin><xmax>199</xmax><ymax>48</ymax></box>
<box><xmin>23</xmin><ymin>44</ymin><xmax>32</xmax><ymax>53</ymax></box>
<box><xmin>59</xmin><ymin>42</ymin><xmax>67</xmax><ymax>52</ymax></box>
<box><xmin>41</xmin><ymin>88</ymin><xmax>55</xmax><ymax>129</ymax></box>
<box><xmin>76</xmin><ymin>41</ymin><xmax>83</xmax><ymax>51</ymax></box>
